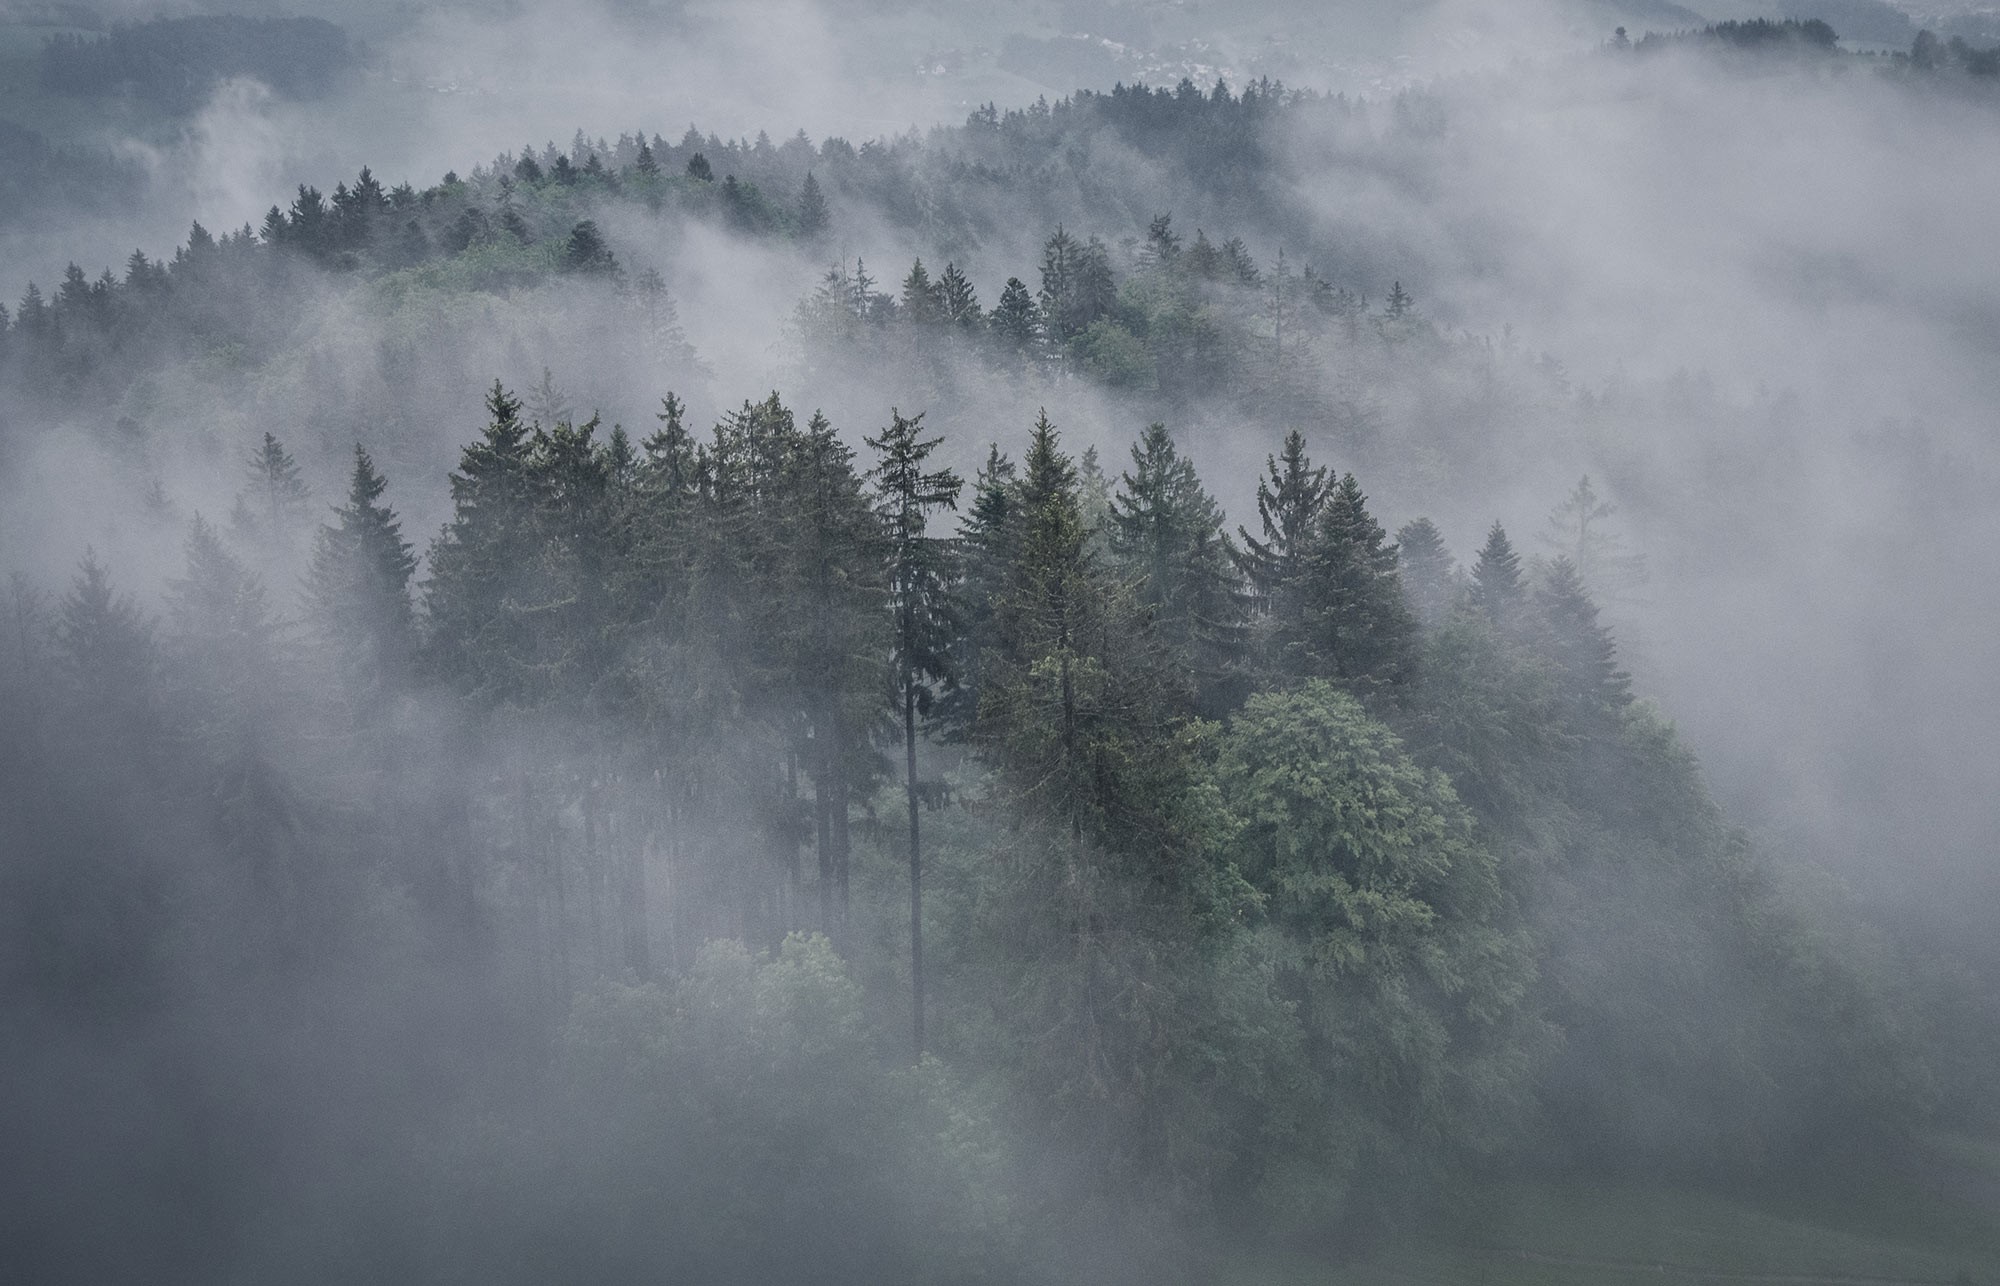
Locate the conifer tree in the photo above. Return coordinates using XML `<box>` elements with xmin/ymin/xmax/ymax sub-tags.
<box><xmin>937</xmin><ymin>262</ymin><xmax>981</xmax><ymax>328</ymax></box>
<box><xmin>425</xmin><ymin>382</ymin><xmax>539</xmax><ymax>699</ymax></box>
<box><xmin>989</xmin><ymin>277</ymin><xmax>1038</xmax><ymax>355</ymax></box>
<box><xmin>1542</xmin><ymin>475</ymin><xmax>1646</xmax><ymax>604</ymax></box>
<box><xmin>1236</xmin><ymin>430</ymin><xmax>1329</xmax><ymax>670</ymax></box>
<box><xmin>1302</xmin><ymin>473</ymin><xmax>1416</xmax><ymax>696</ymax></box>
<box><xmin>57</xmin><ymin>550</ymin><xmax>157</xmax><ymax>757</ymax></box>
<box><xmin>865</xmin><ymin>408</ymin><xmax>962</xmax><ymax>1057</ymax></box>
<box><xmin>941</xmin><ymin>445</ymin><xmax>1020</xmax><ymax>735</ymax></box>
<box><xmin>900</xmin><ymin>258</ymin><xmax>941</xmax><ymax>325</ymax></box>
<box><xmin>306</xmin><ymin>445</ymin><xmax>417</xmax><ymax>709</ymax></box>
<box><xmin>1470</xmin><ymin>521</ymin><xmax>1526</xmax><ymax>632</ymax></box>
<box><xmin>796</xmin><ymin>171</ymin><xmax>829</xmax><ymax>240</ymax></box>
<box><xmin>1534</xmin><ymin>555</ymin><xmax>1632</xmax><ymax>727</ymax></box>
<box><xmin>239</xmin><ymin>431</ymin><xmax>311</xmax><ymax>556</ymax></box>
<box><xmin>1396</xmin><ymin>517</ymin><xmax>1457</xmax><ymax>629</ymax></box>
<box><xmin>1109</xmin><ymin>423</ymin><xmax>1248</xmax><ymax>715</ymax></box>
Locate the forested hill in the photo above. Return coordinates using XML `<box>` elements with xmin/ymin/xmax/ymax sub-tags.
<box><xmin>2</xmin><ymin>25</ymin><xmax>1999</xmax><ymax>1286</ymax></box>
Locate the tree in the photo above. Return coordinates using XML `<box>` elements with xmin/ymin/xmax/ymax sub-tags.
<box><xmin>57</xmin><ymin>550</ymin><xmax>157</xmax><ymax>758</ymax></box>
<box><xmin>1396</xmin><ymin>517</ymin><xmax>1457</xmax><ymax>629</ymax></box>
<box><xmin>1236</xmin><ymin>430</ymin><xmax>1329</xmax><ymax>672</ymax></box>
<box><xmin>1542</xmin><ymin>475</ymin><xmax>1645</xmax><ymax>604</ymax></box>
<box><xmin>988</xmin><ymin>277</ymin><xmax>1038</xmax><ymax>354</ymax></box>
<box><xmin>936</xmin><ymin>262</ymin><xmax>980</xmax><ymax>329</ymax></box>
<box><xmin>899</xmin><ymin>258</ymin><xmax>941</xmax><ymax>325</ymax></box>
<box><xmin>686</xmin><ymin>152</ymin><xmax>713</xmax><ymax>182</ymax></box>
<box><xmin>1108</xmin><ymin>423</ymin><xmax>1249</xmax><ymax>717</ymax></box>
<box><xmin>1301</xmin><ymin>473</ymin><xmax>1416</xmax><ymax>697</ymax></box>
<box><xmin>1140</xmin><ymin>212</ymin><xmax>1181</xmax><ymax>270</ymax></box>
<box><xmin>306</xmin><ymin>445</ymin><xmax>417</xmax><ymax>711</ymax></box>
<box><xmin>424</xmin><ymin>382</ymin><xmax>539</xmax><ymax>700</ymax></box>
<box><xmin>865</xmin><ymin>409</ymin><xmax>962</xmax><ymax>1057</ymax></box>
<box><xmin>562</xmin><ymin>220</ymin><xmax>616</xmax><ymax>274</ymax></box>
<box><xmin>1216</xmin><ymin>681</ymin><xmax>1537</xmax><ymax>1202</ymax></box>
<box><xmin>796</xmin><ymin>171</ymin><xmax>828</xmax><ymax>239</ymax></box>
<box><xmin>1533</xmin><ymin>555</ymin><xmax>1632</xmax><ymax>731</ymax></box>
<box><xmin>238</xmin><ymin>431</ymin><xmax>310</xmax><ymax>558</ymax></box>
<box><xmin>1470</xmin><ymin>521</ymin><xmax>1526</xmax><ymax>633</ymax></box>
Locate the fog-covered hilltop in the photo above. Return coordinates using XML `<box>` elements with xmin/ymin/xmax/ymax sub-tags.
<box><xmin>2</xmin><ymin>10</ymin><xmax>1999</xmax><ymax>1285</ymax></box>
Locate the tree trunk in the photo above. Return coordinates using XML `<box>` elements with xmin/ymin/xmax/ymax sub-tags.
<box><xmin>905</xmin><ymin>678</ymin><xmax>924</xmax><ymax>1060</ymax></box>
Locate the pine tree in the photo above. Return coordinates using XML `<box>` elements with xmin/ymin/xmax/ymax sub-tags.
<box><xmin>562</xmin><ymin>220</ymin><xmax>616</xmax><ymax>274</ymax></box>
<box><xmin>1542</xmin><ymin>475</ymin><xmax>1646</xmax><ymax>604</ymax></box>
<box><xmin>865</xmin><ymin>408</ymin><xmax>962</xmax><ymax>1057</ymax></box>
<box><xmin>937</xmin><ymin>262</ymin><xmax>980</xmax><ymax>328</ymax></box>
<box><xmin>1236</xmin><ymin>430</ymin><xmax>1329</xmax><ymax>670</ymax></box>
<box><xmin>1534</xmin><ymin>555</ymin><xmax>1631</xmax><ymax>726</ymax></box>
<box><xmin>1109</xmin><ymin>423</ymin><xmax>1248</xmax><ymax>716</ymax></box>
<box><xmin>237</xmin><ymin>432</ymin><xmax>311</xmax><ymax>561</ymax></box>
<box><xmin>686</xmin><ymin>152</ymin><xmax>713</xmax><ymax>182</ymax></box>
<box><xmin>796</xmin><ymin>170</ymin><xmax>829</xmax><ymax>240</ymax></box>
<box><xmin>1302</xmin><ymin>473</ymin><xmax>1416</xmax><ymax>696</ymax></box>
<box><xmin>1396</xmin><ymin>517</ymin><xmax>1457</xmax><ymax>629</ymax></box>
<box><xmin>1140</xmin><ymin>212</ymin><xmax>1181</xmax><ymax>270</ymax></box>
<box><xmin>1037</xmin><ymin>226</ymin><xmax>1082</xmax><ymax>347</ymax></box>
<box><xmin>780</xmin><ymin>407</ymin><xmax>887</xmax><ymax>935</ymax></box>
<box><xmin>989</xmin><ymin>276</ymin><xmax>1038</xmax><ymax>354</ymax></box>
<box><xmin>900</xmin><ymin>258</ymin><xmax>942</xmax><ymax>325</ymax></box>
<box><xmin>1470</xmin><ymin>521</ymin><xmax>1526</xmax><ymax>632</ymax></box>
<box><xmin>57</xmin><ymin>550</ymin><xmax>157</xmax><ymax>757</ymax></box>
<box><xmin>425</xmin><ymin>382</ymin><xmax>539</xmax><ymax>699</ymax></box>
<box><xmin>940</xmin><ymin>445</ymin><xmax>1020</xmax><ymax>735</ymax></box>
<box><xmin>306</xmin><ymin>445</ymin><xmax>417</xmax><ymax>710</ymax></box>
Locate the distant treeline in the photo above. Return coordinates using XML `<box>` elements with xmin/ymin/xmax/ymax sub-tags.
<box><xmin>40</xmin><ymin>15</ymin><xmax>358</xmax><ymax>111</ymax></box>
<box><xmin>0</xmin><ymin>120</ymin><xmax>140</xmax><ymax>225</ymax></box>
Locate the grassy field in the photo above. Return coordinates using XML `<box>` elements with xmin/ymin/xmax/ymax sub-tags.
<box><xmin>1232</xmin><ymin>1133</ymin><xmax>2000</xmax><ymax>1286</ymax></box>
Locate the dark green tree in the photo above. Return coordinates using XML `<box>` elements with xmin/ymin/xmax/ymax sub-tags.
<box><xmin>988</xmin><ymin>276</ymin><xmax>1038</xmax><ymax>354</ymax></box>
<box><xmin>936</xmin><ymin>262</ymin><xmax>980</xmax><ymax>328</ymax></box>
<box><xmin>796</xmin><ymin>170</ymin><xmax>828</xmax><ymax>239</ymax></box>
<box><xmin>1108</xmin><ymin>423</ymin><xmax>1249</xmax><ymax>716</ymax></box>
<box><xmin>865</xmin><ymin>408</ymin><xmax>962</xmax><ymax>1057</ymax></box>
<box><xmin>1236</xmin><ymin>430</ymin><xmax>1330</xmax><ymax>673</ymax></box>
<box><xmin>1301</xmin><ymin>473</ymin><xmax>1416</xmax><ymax>697</ymax></box>
<box><xmin>1470</xmin><ymin>521</ymin><xmax>1526</xmax><ymax>633</ymax></box>
<box><xmin>1396</xmin><ymin>517</ymin><xmax>1457</xmax><ymax>629</ymax></box>
<box><xmin>306</xmin><ymin>445</ymin><xmax>416</xmax><ymax>710</ymax></box>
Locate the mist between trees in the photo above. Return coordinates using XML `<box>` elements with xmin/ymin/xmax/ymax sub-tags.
<box><xmin>0</xmin><ymin>373</ymin><xmax>1976</xmax><ymax>1283</ymax></box>
<box><xmin>4</xmin><ymin>31</ymin><xmax>2000</xmax><ymax>1284</ymax></box>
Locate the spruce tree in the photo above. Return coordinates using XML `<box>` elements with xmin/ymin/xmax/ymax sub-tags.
<box><xmin>1396</xmin><ymin>517</ymin><xmax>1457</xmax><ymax>629</ymax></box>
<box><xmin>940</xmin><ymin>445</ymin><xmax>1020</xmax><ymax>735</ymax></box>
<box><xmin>937</xmin><ymin>262</ymin><xmax>981</xmax><ymax>328</ymax></box>
<box><xmin>307</xmin><ymin>445</ymin><xmax>417</xmax><ymax>709</ymax></box>
<box><xmin>1470</xmin><ymin>521</ymin><xmax>1526</xmax><ymax>633</ymax></box>
<box><xmin>1534</xmin><ymin>555</ymin><xmax>1632</xmax><ymax>727</ymax></box>
<box><xmin>425</xmin><ymin>382</ymin><xmax>539</xmax><ymax>699</ymax></box>
<box><xmin>1109</xmin><ymin>423</ymin><xmax>1249</xmax><ymax>716</ymax></box>
<box><xmin>1302</xmin><ymin>473</ymin><xmax>1416</xmax><ymax>696</ymax></box>
<box><xmin>239</xmin><ymin>431</ymin><xmax>311</xmax><ymax>557</ymax></box>
<box><xmin>796</xmin><ymin>171</ymin><xmax>829</xmax><ymax>240</ymax></box>
<box><xmin>1236</xmin><ymin>430</ymin><xmax>1329</xmax><ymax>671</ymax></box>
<box><xmin>865</xmin><ymin>408</ymin><xmax>962</xmax><ymax>1057</ymax></box>
<box><xmin>900</xmin><ymin>258</ymin><xmax>941</xmax><ymax>325</ymax></box>
<box><xmin>58</xmin><ymin>550</ymin><xmax>157</xmax><ymax>758</ymax></box>
<box><xmin>989</xmin><ymin>277</ymin><xmax>1039</xmax><ymax>355</ymax></box>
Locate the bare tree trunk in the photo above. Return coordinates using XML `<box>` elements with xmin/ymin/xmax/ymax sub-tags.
<box><xmin>905</xmin><ymin>678</ymin><xmax>924</xmax><ymax>1060</ymax></box>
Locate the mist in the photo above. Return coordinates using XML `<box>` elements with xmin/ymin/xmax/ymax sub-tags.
<box><xmin>3</xmin><ymin>2</ymin><xmax>2000</xmax><ymax>1283</ymax></box>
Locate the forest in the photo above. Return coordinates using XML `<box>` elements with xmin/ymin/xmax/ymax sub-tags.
<box><xmin>3</xmin><ymin>8</ymin><xmax>1999</xmax><ymax>1285</ymax></box>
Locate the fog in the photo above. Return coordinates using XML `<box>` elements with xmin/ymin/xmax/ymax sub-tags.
<box><xmin>3</xmin><ymin>0</ymin><xmax>1999</xmax><ymax>1282</ymax></box>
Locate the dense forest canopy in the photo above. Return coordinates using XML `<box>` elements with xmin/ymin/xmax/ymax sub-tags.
<box><xmin>2</xmin><ymin>5</ymin><xmax>1999</xmax><ymax>1283</ymax></box>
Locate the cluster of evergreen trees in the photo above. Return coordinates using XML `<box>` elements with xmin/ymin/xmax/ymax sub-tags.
<box><xmin>0</xmin><ymin>375</ymin><xmax>1929</xmax><ymax>1279</ymax></box>
<box><xmin>40</xmin><ymin>16</ymin><xmax>358</xmax><ymax>112</ymax></box>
